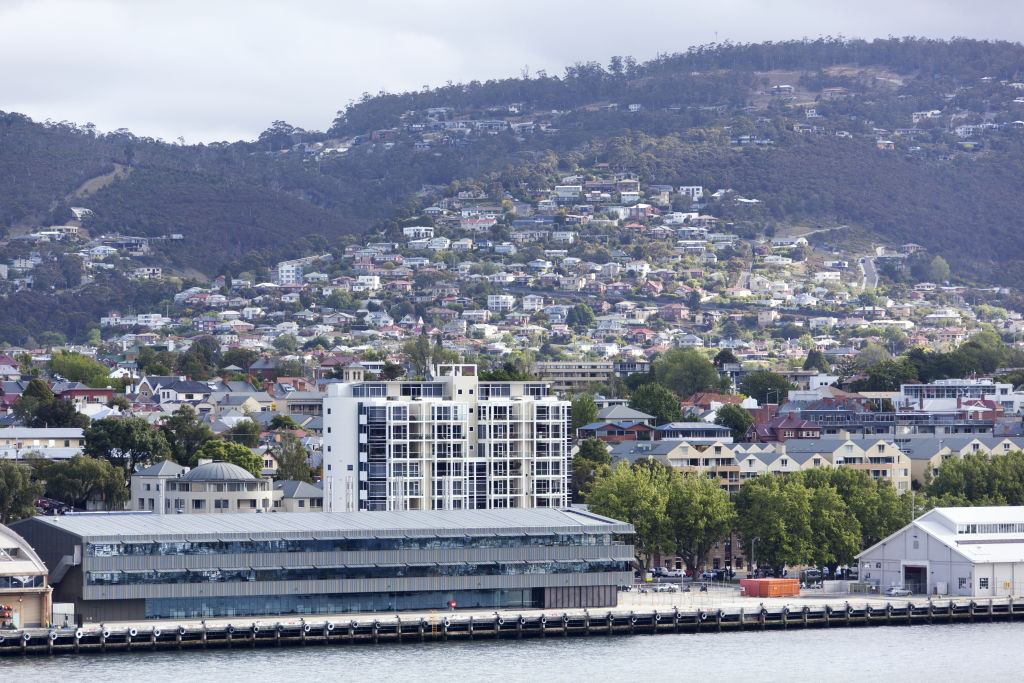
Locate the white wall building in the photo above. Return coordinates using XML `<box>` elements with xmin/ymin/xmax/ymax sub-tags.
<box><xmin>321</xmin><ymin>364</ymin><xmax>571</xmax><ymax>513</ymax></box>
<box><xmin>857</xmin><ymin>507</ymin><xmax>1024</xmax><ymax>597</ymax></box>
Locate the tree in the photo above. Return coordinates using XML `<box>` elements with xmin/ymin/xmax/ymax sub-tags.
<box><xmin>11</xmin><ymin>378</ymin><xmax>53</xmax><ymax>423</ymax></box>
<box><xmin>571</xmin><ymin>438</ymin><xmax>611</xmax><ymax>502</ymax></box>
<box><xmin>107</xmin><ymin>395</ymin><xmax>131</xmax><ymax>411</ymax></box>
<box><xmin>570</xmin><ymin>393</ymin><xmax>599</xmax><ymax>432</ymax></box>
<box><xmin>802</xmin><ymin>349</ymin><xmax>831</xmax><ymax>373</ymax></box>
<box><xmin>734</xmin><ymin>475</ymin><xmax>812</xmax><ymax>572</ymax></box>
<box><xmin>403</xmin><ymin>330</ymin><xmax>433</xmax><ymax>377</ymax></box>
<box><xmin>566</xmin><ymin>303</ymin><xmax>596</xmax><ymax>331</ymax></box>
<box><xmin>273</xmin><ymin>334</ymin><xmax>299</xmax><ymax>353</ymax></box>
<box><xmin>628</xmin><ymin>383</ymin><xmax>683</xmax><ymax>426</ymax></box>
<box><xmin>587</xmin><ymin>461</ymin><xmax>670</xmax><ymax>570</ymax></box>
<box><xmin>191</xmin><ymin>440</ymin><xmax>263</xmax><ymax>478</ymax></box>
<box><xmin>929</xmin><ymin>255</ymin><xmax>950</xmax><ymax>283</ymax></box>
<box><xmin>714</xmin><ymin>403</ymin><xmax>754</xmax><ymax>441</ymax></box>
<box><xmin>852</xmin><ymin>343</ymin><xmax>891</xmax><ymax>371</ymax></box>
<box><xmin>739</xmin><ymin>370</ymin><xmax>794</xmax><ymax>405</ymax></box>
<box><xmin>665</xmin><ymin>473</ymin><xmax>736</xmax><ymax>572</ymax></box>
<box><xmin>804</xmin><ymin>485</ymin><xmax>862</xmax><ymax>573</ymax></box>
<box><xmin>713</xmin><ymin>348</ymin><xmax>738</xmax><ymax>367</ymax></box>
<box><xmin>30</xmin><ymin>398</ymin><xmax>90</xmax><ymax>429</ymax></box>
<box><xmin>48</xmin><ymin>350</ymin><xmax>111</xmax><ymax>387</ymax></box>
<box><xmin>84</xmin><ymin>417</ymin><xmax>171</xmax><ymax>476</ymax></box>
<box><xmin>31</xmin><ymin>455</ymin><xmax>127</xmax><ymax>511</ymax></box>
<box><xmin>0</xmin><ymin>461</ymin><xmax>43</xmax><ymax>523</ymax></box>
<box><xmin>269</xmin><ymin>414</ymin><xmax>301</xmax><ymax>431</ymax></box>
<box><xmin>273</xmin><ymin>432</ymin><xmax>312</xmax><ymax>482</ymax></box>
<box><xmin>225</xmin><ymin>418</ymin><xmax>262</xmax><ymax>448</ymax></box>
<box><xmin>159</xmin><ymin>404</ymin><xmax>215</xmax><ymax>465</ymax></box>
<box><xmin>651</xmin><ymin>348</ymin><xmax>727</xmax><ymax>397</ymax></box>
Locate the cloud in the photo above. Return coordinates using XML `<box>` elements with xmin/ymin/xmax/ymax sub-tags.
<box><xmin>0</xmin><ymin>0</ymin><xmax>1019</xmax><ymax>142</ymax></box>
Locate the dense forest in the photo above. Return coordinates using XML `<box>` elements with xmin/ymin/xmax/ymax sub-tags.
<box><xmin>3</xmin><ymin>37</ymin><xmax>1024</xmax><ymax>281</ymax></box>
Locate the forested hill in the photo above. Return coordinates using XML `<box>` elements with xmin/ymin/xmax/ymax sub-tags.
<box><xmin>4</xmin><ymin>37</ymin><xmax>1024</xmax><ymax>280</ymax></box>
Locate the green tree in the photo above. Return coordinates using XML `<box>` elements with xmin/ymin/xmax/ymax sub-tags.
<box><xmin>31</xmin><ymin>455</ymin><xmax>127</xmax><ymax>511</ymax></box>
<box><xmin>802</xmin><ymin>349</ymin><xmax>831</xmax><ymax>373</ymax></box>
<box><xmin>273</xmin><ymin>432</ymin><xmax>312</xmax><ymax>482</ymax></box>
<box><xmin>805</xmin><ymin>485</ymin><xmax>862</xmax><ymax>573</ymax></box>
<box><xmin>84</xmin><ymin>417</ymin><xmax>172</xmax><ymax>476</ymax></box>
<box><xmin>929</xmin><ymin>255</ymin><xmax>950</xmax><ymax>283</ymax></box>
<box><xmin>48</xmin><ymin>350</ymin><xmax>111</xmax><ymax>387</ymax></box>
<box><xmin>29</xmin><ymin>397</ymin><xmax>90</xmax><ymax>428</ymax></box>
<box><xmin>665</xmin><ymin>473</ymin><xmax>737</xmax><ymax>572</ymax></box>
<box><xmin>571</xmin><ymin>393</ymin><xmax>599</xmax><ymax>432</ymax></box>
<box><xmin>571</xmin><ymin>438</ymin><xmax>611</xmax><ymax>502</ymax></box>
<box><xmin>191</xmin><ymin>440</ymin><xmax>263</xmax><ymax>478</ymax></box>
<box><xmin>852</xmin><ymin>343</ymin><xmax>891</xmax><ymax>371</ymax></box>
<box><xmin>713</xmin><ymin>348</ymin><xmax>738</xmax><ymax>367</ymax></box>
<box><xmin>628</xmin><ymin>383</ymin><xmax>683</xmax><ymax>426</ymax></box>
<box><xmin>735</xmin><ymin>475</ymin><xmax>812</xmax><ymax>571</ymax></box>
<box><xmin>159</xmin><ymin>404</ymin><xmax>216</xmax><ymax>465</ymax></box>
<box><xmin>566</xmin><ymin>303</ymin><xmax>596</xmax><ymax>330</ymax></box>
<box><xmin>0</xmin><ymin>461</ymin><xmax>43</xmax><ymax>523</ymax></box>
<box><xmin>225</xmin><ymin>418</ymin><xmax>262</xmax><ymax>448</ymax></box>
<box><xmin>739</xmin><ymin>370</ymin><xmax>794</xmax><ymax>405</ymax></box>
<box><xmin>651</xmin><ymin>348</ymin><xmax>727</xmax><ymax>398</ymax></box>
<box><xmin>714</xmin><ymin>403</ymin><xmax>754</xmax><ymax>441</ymax></box>
<box><xmin>587</xmin><ymin>460</ymin><xmax>670</xmax><ymax>570</ymax></box>
<box><xmin>11</xmin><ymin>378</ymin><xmax>54</xmax><ymax>424</ymax></box>
<box><xmin>270</xmin><ymin>414</ymin><xmax>301</xmax><ymax>431</ymax></box>
<box><xmin>273</xmin><ymin>334</ymin><xmax>299</xmax><ymax>353</ymax></box>
<box><xmin>107</xmin><ymin>395</ymin><xmax>132</xmax><ymax>411</ymax></box>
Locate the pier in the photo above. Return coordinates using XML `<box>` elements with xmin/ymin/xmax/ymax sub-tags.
<box><xmin>0</xmin><ymin>594</ymin><xmax>1018</xmax><ymax>657</ymax></box>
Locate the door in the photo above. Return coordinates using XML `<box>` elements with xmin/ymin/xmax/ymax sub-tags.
<box><xmin>904</xmin><ymin>565</ymin><xmax>926</xmax><ymax>594</ymax></box>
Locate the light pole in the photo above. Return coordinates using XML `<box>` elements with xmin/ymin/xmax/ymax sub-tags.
<box><xmin>750</xmin><ymin>536</ymin><xmax>760</xmax><ymax>577</ymax></box>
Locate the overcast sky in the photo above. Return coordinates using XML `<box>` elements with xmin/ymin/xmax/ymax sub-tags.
<box><xmin>1</xmin><ymin>0</ymin><xmax>1020</xmax><ymax>143</ymax></box>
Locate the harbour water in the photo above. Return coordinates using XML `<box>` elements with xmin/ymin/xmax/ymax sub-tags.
<box><xmin>3</xmin><ymin>621</ymin><xmax>1021</xmax><ymax>682</ymax></box>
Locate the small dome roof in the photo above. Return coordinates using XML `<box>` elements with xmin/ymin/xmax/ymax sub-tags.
<box><xmin>0</xmin><ymin>524</ymin><xmax>48</xmax><ymax>576</ymax></box>
<box><xmin>181</xmin><ymin>460</ymin><xmax>254</xmax><ymax>481</ymax></box>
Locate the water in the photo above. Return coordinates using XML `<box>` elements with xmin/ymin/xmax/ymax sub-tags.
<box><xmin>3</xmin><ymin>622</ymin><xmax>1020</xmax><ymax>682</ymax></box>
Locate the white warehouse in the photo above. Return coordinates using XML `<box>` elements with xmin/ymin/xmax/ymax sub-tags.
<box><xmin>857</xmin><ymin>507</ymin><xmax>1024</xmax><ymax>597</ymax></box>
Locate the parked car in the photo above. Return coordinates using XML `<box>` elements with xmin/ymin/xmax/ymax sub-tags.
<box><xmin>885</xmin><ymin>586</ymin><xmax>912</xmax><ymax>597</ymax></box>
<box><xmin>651</xmin><ymin>567</ymin><xmax>669</xmax><ymax>578</ymax></box>
<box><xmin>665</xmin><ymin>569</ymin><xmax>683</xmax><ymax>578</ymax></box>
<box><xmin>653</xmin><ymin>583</ymin><xmax>677</xmax><ymax>593</ymax></box>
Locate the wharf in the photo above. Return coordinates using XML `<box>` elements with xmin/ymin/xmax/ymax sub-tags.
<box><xmin>0</xmin><ymin>593</ymin><xmax>1019</xmax><ymax>657</ymax></box>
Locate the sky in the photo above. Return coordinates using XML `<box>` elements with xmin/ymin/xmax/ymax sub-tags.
<box><xmin>1</xmin><ymin>0</ymin><xmax>1021</xmax><ymax>143</ymax></box>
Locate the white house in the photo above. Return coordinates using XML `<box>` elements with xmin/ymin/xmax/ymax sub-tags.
<box><xmin>857</xmin><ymin>506</ymin><xmax>1024</xmax><ymax>597</ymax></box>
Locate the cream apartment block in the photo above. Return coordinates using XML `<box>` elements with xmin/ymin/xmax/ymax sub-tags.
<box><xmin>322</xmin><ymin>364</ymin><xmax>571</xmax><ymax>512</ymax></box>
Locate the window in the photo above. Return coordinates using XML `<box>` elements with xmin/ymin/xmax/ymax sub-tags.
<box><xmin>980</xmin><ymin>578</ymin><xmax>989</xmax><ymax>589</ymax></box>
<box><xmin>298</xmin><ymin>500</ymin><xmax>306</xmax><ymax>508</ymax></box>
<box><xmin>959</xmin><ymin>578</ymin><xmax>968</xmax><ymax>589</ymax></box>
<box><xmin>192</xmin><ymin>499</ymin><xmax>206</xmax><ymax>510</ymax></box>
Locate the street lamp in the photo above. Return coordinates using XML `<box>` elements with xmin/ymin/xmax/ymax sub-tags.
<box><xmin>750</xmin><ymin>537</ymin><xmax>760</xmax><ymax>577</ymax></box>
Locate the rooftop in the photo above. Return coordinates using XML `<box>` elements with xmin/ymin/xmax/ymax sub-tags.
<box><xmin>14</xmin><ymin>508</ymin><xmax>633</xmax><ymax>541</ymax></box>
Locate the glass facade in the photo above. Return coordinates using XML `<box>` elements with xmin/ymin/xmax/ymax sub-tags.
<box><xmin>144</xmin><ymin>588</ymin><xmax>541</xmax><ymax>619</ymax></box>
<box><xmin>87</xmin><ymin>560</ymin><xmax>629</xmax><ymax>586</ymax></box>
<box><xmin>86</xmin><ymin>533</ymin><xmax>615</xmax><ymax>557</ymax></box>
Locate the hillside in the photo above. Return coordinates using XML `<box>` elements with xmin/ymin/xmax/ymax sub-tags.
<box><xmin>3</xmin><ymin>37</ymin><xmax>1024</xmax><ymax>282</ymax></box>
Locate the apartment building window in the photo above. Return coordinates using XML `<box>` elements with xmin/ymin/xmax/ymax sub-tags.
<box><xmin>214</xmin><ymin>499</ymin><xmax>229</xmax><ymax>509</ymax></box>
<box><xmin>192</xmin><ymin>500</ymin><xmax>206</xmax><ymax>510</ymax></box>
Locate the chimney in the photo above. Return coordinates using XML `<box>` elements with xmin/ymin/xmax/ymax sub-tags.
<box><xmin>789</xmin><ymin>411</ymin><xmax>795</xmax><ymax>419</ymax></box>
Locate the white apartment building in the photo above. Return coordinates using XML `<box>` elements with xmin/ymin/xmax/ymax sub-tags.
<box><xmin>321</xmin><ymin>364</ymin><xmax>571</xmax><ymax>513</ymax></box>
<box><xmin>487</xmin><ymin>294</ymin><xmax>516</xmax><ymax>312</ymax></box>
<box><xmin>275</xmin><ymin>261</ymin><xmax>304</xmax><ymax>285</ymax></box>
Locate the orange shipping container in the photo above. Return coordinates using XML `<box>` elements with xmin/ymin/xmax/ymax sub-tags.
<box><xmin>740</xmin><ymin>578</ymin><xmax>800</xmax><ymax>598</ymax></box>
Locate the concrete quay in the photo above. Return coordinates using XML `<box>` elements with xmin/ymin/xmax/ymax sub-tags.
<box><xmin>0</xmin><ymin>592</ymin><xmax>1017</xmax><ymax>657</ymax></box>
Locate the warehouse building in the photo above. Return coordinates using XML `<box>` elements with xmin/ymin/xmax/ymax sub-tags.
<box><xmin>857</xmin><ymin>506</ymin><xmax>1024</xmax><ymax>597</ymax></box>
<box><xmin>12</xmin><ymin>508</ymin><xmax>633</xmax><ymax>622</ymax></box>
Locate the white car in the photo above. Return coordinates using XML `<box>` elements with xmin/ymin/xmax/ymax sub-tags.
<box><xmin>885</xmin><ymin>586</ymin><xmax>912</xmax><ymax>597</ymax></box>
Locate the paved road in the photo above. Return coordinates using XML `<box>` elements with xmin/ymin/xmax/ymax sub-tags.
<box><xmin>860</xmin><ymin>257</ymin><xmax>878</xmax><ymax>290</ymax></box>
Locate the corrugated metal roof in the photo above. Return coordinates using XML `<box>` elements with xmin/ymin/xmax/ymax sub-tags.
<box><xmin>15</xmin><ymin>508</ymin><xmax>632</xmax><ymax>540</ymax></box>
